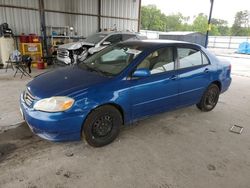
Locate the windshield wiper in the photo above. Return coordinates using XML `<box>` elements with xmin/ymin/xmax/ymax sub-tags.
<box><xmin>79</xmin><ymin>63</ymin><xmax>93</xmax><ymax>71</ymax></box>
<box><xmin>90</xmin><ymin>67</ymin><xmax>114</xmax><ymax>77</ymax></box>
<box><xmin>80</xmin><ymin>63</ymin><xmax>113</xmax><ymax>77</ymax></box>
<box><xmin>96</xmin><ymin>69</ymin><xmax>114</xmax><ymax>77</ymax></box>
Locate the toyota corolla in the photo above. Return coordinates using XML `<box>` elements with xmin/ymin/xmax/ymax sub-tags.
<box><xmin>20</xmin><ymin>40</ymin><xmax>231</xmax><ymax>147</ymax></box>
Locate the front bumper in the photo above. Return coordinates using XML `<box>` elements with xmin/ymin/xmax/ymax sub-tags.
<box><xmin>56</xmin><ymin>55</ymin><xmax>72</xmax><ymax>65</ymax></box>
<box><xmin>20</xmin><ymin>94</ymin><xmax>87</xmax><ymax>142</ymax></box>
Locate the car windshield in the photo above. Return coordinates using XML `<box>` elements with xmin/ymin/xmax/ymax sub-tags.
<box><xmin>84</xmin><ymin>33</ymin><xmax>108</xmax><ymax>44</ymax></box>
<box><xmin>78</xmin><ymin>44</ymin><xmax>143</xmax><ymax>76</ymax></box>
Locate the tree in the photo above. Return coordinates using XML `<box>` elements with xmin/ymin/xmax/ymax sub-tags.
<box><xmin>192</xmin><ymin>13</ymin><xmax>220</xmax><ymax>35</ymax></box>
<box><xmin>231</xmin><ymin>10</ymin><xmax>250</xmax><ymax>36</ymax></box>
<box><xmin>165</xmin><ymin>13</ymin><xmax>186</xmax><ymax>31</ymax></box>
<box><xmin>141</xmin><ymin>5</ymin><xmax>166</xmax><ymax>31</ymax></box>
<box><xmin>141</xmin><ymin>6</ymin><xmax>189</xmax><ymax>32</ymax></box>
<box><xmin>211</xmin><ymin>18</ymin><xmax>230</xmax><ymax>35</ymax></box>
<box><xmin>192</xmin><ymin>13</ymin><xmax>208</xmax><ymax>34</ymax></box>
<box><xmin>140</xmin><ymin>4</ymin><xmax>249</xmax><ymax>36</ymax></box>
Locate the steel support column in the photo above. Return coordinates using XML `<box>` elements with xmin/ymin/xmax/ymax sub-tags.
<box><xmin>205</xmin><ymin>0</ymin><xmax>214</xmax><ymax>48</ymax></box>
<box><xmin>38</xmin><ymin>0</ymin><xmax>48</xmax><ymax>56</ymax></box>
<box><xmin>98</xmin><ymin>0</ymin><xmax>101</xmax><ymax>32</ymax></box>
<box><xmin>138</xmin><ymin>0</ymin><xmax>142</xmax><ymax>32</ymax></box>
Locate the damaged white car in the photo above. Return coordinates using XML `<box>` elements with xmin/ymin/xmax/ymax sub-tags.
<box><xmin>57</xmin><ymin>31</ymin><xmax>142</xmax><ymax>65</ymax></box>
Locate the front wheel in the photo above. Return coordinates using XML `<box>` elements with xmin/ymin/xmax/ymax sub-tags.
<box><xmin>196</xmin><ymin>84</ymin><xmax>220</xmax><ymax>112</ymax></box>
<box><xmin>82</xmin><ymin>105</ymin><xmax>122</xmax><ymax>147</ymax></box>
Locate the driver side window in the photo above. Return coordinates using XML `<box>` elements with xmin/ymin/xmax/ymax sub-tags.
<box><xmin>136</xmin><ymin>47</ymin><xmax>174</xmax><ymax>75</ymax></box>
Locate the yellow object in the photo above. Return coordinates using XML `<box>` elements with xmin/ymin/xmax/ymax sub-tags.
<box><xmin>61</xmin><ymin>100</ymin><xmax>74</xmax><ymax>110</ymax></box>
<box><xmin>208</xmin><ymin>24</ymin><xmax>212</xmax><ymax>31</ymax></box>
<box><xmin>20</xmin><ymin>43</ymin><xmax>43</xmax><ymax>66</ymax></box>
<box><xmin>32</xmin><ymin>62</ymin><xmax>47</xmax><ymax>68</ymax></box>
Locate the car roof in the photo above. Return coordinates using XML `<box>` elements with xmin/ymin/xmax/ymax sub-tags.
<box><xmin>98</xmin><ymin>31</ymin><xmax>138</xmax><ymax>35</ymax></box>
<box><xmin>119</xmin><ymin>39</ymin><xmax>200</xmax><ymax>49</ymax></box>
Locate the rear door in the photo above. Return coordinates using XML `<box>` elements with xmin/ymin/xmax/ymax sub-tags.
<box><xmin>176</xmin><ymin>46</ymin><xmax>211</xmax><ymax>106</ymax></box>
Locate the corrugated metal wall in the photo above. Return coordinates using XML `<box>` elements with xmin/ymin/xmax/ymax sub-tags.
<box><xmin>0</xmin><ymin>7</ymin><xmax>40</xmax><ymax>34</ymax></box>
<box><xmin>44</xmin><ymin>0</ymin><xmax>98</xmax><ymax>37</ymax></box>
<box><xmin>44</xmin><ymin>0</ymin><xmax>98</xmax><ymax>14</ymax></box>
<box><xmin>0</xmin><ymin>0</ymin><xmax>40</xmax><ymax>34</ymax></box>
<box><xmin>0</xmin><ymin>0</ymin><xmax>38</xmax><ymax>8</ymax></box>
<box><xmin>101</xmin><ymin>0</ymin><xmax>139</xmax><ymax>32</ymax></box>
<box><xmin>101</xmin><ymin>18</ymin><xmax>138</xmax><ymax>32</ymax></box>
<box><xmin>101</xmin><ymin>0</ymin><xmax>139</xmax><ymax>19</ymax></box>
<box><xmin>0</xmin><ymin>0</ymin><xmax>140</xmax><ymax>37</ymax></box>
<box><xmin>45</xmin><ymin>12</ymin><xmax>98</xmax><ymax>36</ymax></box>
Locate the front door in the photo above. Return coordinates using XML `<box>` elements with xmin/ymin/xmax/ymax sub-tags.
<box><xmin>128</xmin><ymin>47</ymin><xmax>179</xmax><ymax>120</ymax></box>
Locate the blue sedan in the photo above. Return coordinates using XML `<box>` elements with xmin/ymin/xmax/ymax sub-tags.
<box><xmin>20</xmin><ymin>40</ymin><xmax>231</xmax><ymax>147</ymax></box>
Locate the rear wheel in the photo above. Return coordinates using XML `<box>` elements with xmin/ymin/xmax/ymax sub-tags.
<box><xmin>82</xmin><ymin>105</ymin><xmax>122</xmax><ymax>147</ymax></box>
<box><xmin>196</xmin><ymin>84</ymin><xmax>220</xmax><ymax>112</ymax></box>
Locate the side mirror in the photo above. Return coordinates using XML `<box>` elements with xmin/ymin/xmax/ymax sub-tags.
<box><xmin>102</xmin><ymin>41</ymin><xmax>111</xmax><ymax>46</ymax></box>
<box><xmin>132</xmin><ymin>68</ymin><xmax>151</xmax><ymax>78</ymax></box>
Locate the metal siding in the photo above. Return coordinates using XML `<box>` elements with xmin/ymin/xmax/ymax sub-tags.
<box><xmin>0</xmin><ymin>7</ymin><xmax>40</xmax><ymax>35</ymax></box>
<box><xmin>44</xmin><ymin>0</ymin><xmax>98</xmax><ymax>37</ymax></box>
<box><xmin>44</xmin><ymin>0</ymin><xmax>98</xmax><ymax>14</ymax></box>
<box><xmin>101</xmin><ymin>0</ymin><xmax>139</xmax><ymax>19</ymax></box>
<box><xmin>0</xmin><ymin>0</ymin><xmax>38</xmax><ymax>8</ymax></box>
<box><xmin>0</xmin><ymin>0</ymin><xmax>139</xmax><ymax>36</ymax></box>
<box><xmin>101</xmin><ymin>17</ymin><xmax>137</xmax><ymax>32</ymax></box>
<box><xmin>45</xmin><ymin>12</ymin><xmax>98</xmax><ymax>37</ymax></box>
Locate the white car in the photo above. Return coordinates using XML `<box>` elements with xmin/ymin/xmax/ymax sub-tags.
<box><xmin>57</xmin><ymin>31</ymin><xmax>143</xmax><ymax>65</ymax></box>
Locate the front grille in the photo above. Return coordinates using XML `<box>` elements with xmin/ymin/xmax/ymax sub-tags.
<box><xmin>57</xmin><ymin>49</ymin><xmax>69</xmax><ymax>58</ymax></box>
<box><xmin>23</xmin><ymin>89</ymin><xmax>35</xmax><ymax>107</ymax></box>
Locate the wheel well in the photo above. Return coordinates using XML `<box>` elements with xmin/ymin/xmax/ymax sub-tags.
<box><xmin>104</xmin><ymin>103</ymin><xmax>125</xmax><ymax>124</ymax></box>
<box><xmin>80</xmin><ymin>103</ymin><xmax>125</xmax><ymax>137</ymax></box>
<box><xmin>211</xmin><ymin>80</ymin><xmax>221</xmax><ymax>91</ymax></box>
<box><xmin>86</xmin><ymin>103</ymin><xmax>124</xmax><ymax>125</ymax></box>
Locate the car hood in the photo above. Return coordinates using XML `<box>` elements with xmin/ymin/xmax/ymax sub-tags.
<box><xmin>58</xmin><ymin>41</ymin><xmax>95</xmax><ymax>50</ymax></box>
<box><xmin>27</xmin><ymin>66</ymin><xmax>109</xmax><ymax>99</ymax></box>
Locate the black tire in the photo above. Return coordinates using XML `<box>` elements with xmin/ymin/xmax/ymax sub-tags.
<box><xmin>82</xmin><ymin>105</ymin><xmax>122</xmax><ymax>147</ymax></box>
<box><xmin>196</xmin><ymin>84</ymin><xmax>220</xmax><ymax>112</ymax></box>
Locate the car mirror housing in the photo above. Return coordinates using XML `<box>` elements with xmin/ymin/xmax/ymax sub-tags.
<box><xmin>132</xmin><ymin>68</ymin><xmax>151</xmax><ymax>78</ymax></box>
<box><xmin>102</xmin><ymin>41</ymin><xmax>111</xmax><ymax>46</ymax></box>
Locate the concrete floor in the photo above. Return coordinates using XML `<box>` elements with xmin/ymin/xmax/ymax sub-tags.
<box><xmin>0</xmin><ymin>51</ymin><xmax>250</xmax><ymax>188</ymax></box>
<box><xmin>0</xmin><ymin>68</ymin><xmax>47</xmax><ymax>131</ymax></box>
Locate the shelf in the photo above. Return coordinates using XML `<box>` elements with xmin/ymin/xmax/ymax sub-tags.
<box><xmin>48</xmin><ymin>35</ymin><xmax>85</xmax><ymax>39</ymax></box>
<box><xmin>51</xmin><ymin>36</ymin><xmax>70</xmax><ymax>38</ymax></box>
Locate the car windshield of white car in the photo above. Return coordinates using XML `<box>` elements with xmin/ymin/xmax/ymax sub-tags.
<box><xmin>85</xmin><ymin>34</ymin><xmax>108</xmax><ymax>44</ymax></box>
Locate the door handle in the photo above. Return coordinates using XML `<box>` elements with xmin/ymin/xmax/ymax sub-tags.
<box><xmin>204</xmin><ymin>68</ymin><xmax>209</xmax><ymax>73</ymax></box>
<box><xmin>170</xmin><ymin>75</ymin><xmax>177</xmax><ymax>80</ymax></box>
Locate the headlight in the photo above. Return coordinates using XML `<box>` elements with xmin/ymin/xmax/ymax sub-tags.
<box><xmin>34</xmin><ymin>96</ymin><xmax>74</xmax><ymax>112</ymax></box>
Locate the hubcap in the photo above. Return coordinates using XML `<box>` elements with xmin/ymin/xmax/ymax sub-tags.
<box><xmin>205</xmin><ymin>87</ymin><xmax>218</xmax><ymax>108</ymax></box>
<box><xmin>92</xmin><ymin>115</ymin><xmax>113</xmax><ymax>137</ymax></box>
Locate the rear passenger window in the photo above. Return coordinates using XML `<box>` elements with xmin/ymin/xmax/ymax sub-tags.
<box><xmin>122</xmin><ymin>34</ymin><xmax>136</xmax><ymax>41</ymax></box>
<box><xmin>105</xmin><ymin>34</ymin><xmax>122</xmax><ymax>44</ymax></box>
<box><xmin>177</xmin><ymin>48</ymin><xmax>202</xmax><ymax>69</ymax></box>
<box><xmin>202</xmin><ymin>53</ymin><xmax>209</xmax><ymax>65</ymax></box>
